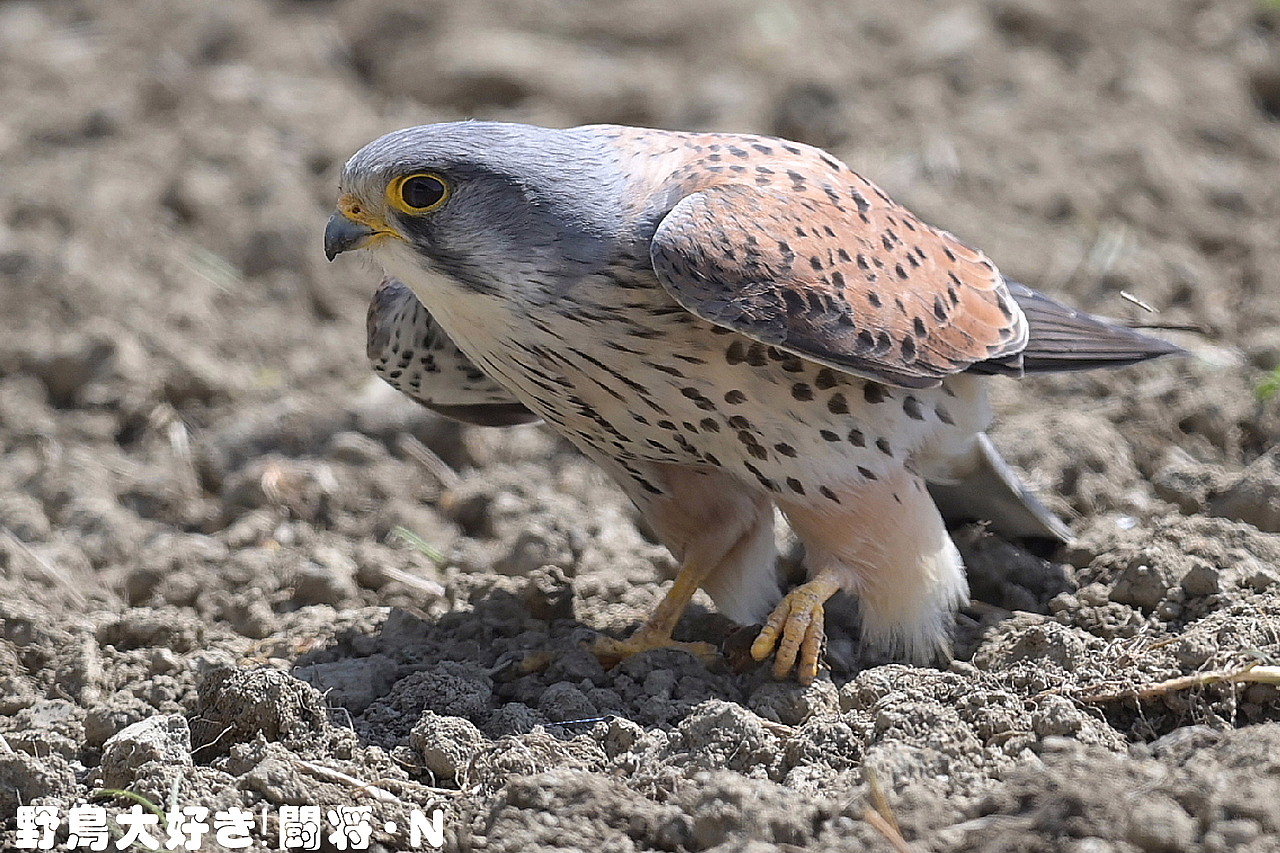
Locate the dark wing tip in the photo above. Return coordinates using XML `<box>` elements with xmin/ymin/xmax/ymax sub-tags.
<box><xmin>929</xmin><ymin>433</ymin><xmax>1073</xmax><ymax>543</ymax></box>
<box><xmin>974</xmin><ymin>279</ymin><xmax>1188</xmax><ymax>375</ymax></box>
<box><xmin>424</xmin><ymin>402</ymin><xmax>541</xmax><ymax>427</ymax></box>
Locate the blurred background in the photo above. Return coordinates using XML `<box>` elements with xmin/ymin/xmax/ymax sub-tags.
<box><xmin>2</xmin><ymin>1</ymin><xmax>1280</xmax><ymax>846</ymax></box>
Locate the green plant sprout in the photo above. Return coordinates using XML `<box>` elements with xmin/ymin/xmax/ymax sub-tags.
<box><xmin>91</xmin><ymin>789</ymin><xmax>167</xmax><ymax>853</ymax></box>
<box><xmin>392</xmin><ymin>525</ymin><xmax>447</xmax><ymax>565</ymax></box>
<box><xmin>1257</xmin><ymin>366</ymin><xmax>1280</xmax><ymax>402</ymax></box>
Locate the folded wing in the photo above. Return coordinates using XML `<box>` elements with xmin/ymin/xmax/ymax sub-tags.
<box><xmin>651</xmin><ymin>184</ymin><xmax>1182</xmax><ymax>388</ymax></box>
<box><xmin>650</xmin><ymin>183</ymin><xmax>1027</xmax><ymax>389</ymax></box>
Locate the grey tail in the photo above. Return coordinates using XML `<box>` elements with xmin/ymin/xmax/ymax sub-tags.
<box><xmin>972</xmin><ymin>279</ymin><xmax>1187</xmax><ymax>377</ymax></box>
<box><xmin>928</xmin><ymin>433</ymin><xmax>1072</xmax><ymax>543</ymax></box>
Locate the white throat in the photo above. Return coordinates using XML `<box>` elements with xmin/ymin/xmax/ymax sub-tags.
<box><xmin>368</xmin><ymin>240</ymin><xmax>516</xmax><ymax>364</ymax></box>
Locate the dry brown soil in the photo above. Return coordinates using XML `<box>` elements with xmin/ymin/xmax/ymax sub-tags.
<box><xmin>2</xmin><ymin>1</ymin><xmax>1280</xmax><ymax>851</ymax></box>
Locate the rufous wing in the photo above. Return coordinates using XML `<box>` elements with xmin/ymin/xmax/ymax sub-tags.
<box><xmin>650</xmin><ymin>184</ymin><xmax>1028</xmax><ymax>389</ymax></box>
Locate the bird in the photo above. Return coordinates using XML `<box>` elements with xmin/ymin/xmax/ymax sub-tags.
<box><xmin>326</xmin><ymin>121</ymin><xmax>1182</xmax><ymax>683</ymax></box>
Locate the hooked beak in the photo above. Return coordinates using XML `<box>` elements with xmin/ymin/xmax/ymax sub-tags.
<box><xmin>324</xmin><ymin>211</ymin><xmax>377</xmax><ymax>261</ymax></box>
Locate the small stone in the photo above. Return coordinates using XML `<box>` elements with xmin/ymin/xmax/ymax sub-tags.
<box><xmin>675</xmin><ymin>773</ymin><xmax>814</xmax><ymax>847</ymax></box>
<box><xmin>148</xmin><ymin>647</ymin><xmax>179</xmax><ymax>673</ymax></box>
<box><xmin>291</xmin><ymin>549</ymin><xmax>359</xmax><ymax>607</ymax></box>
<box><xmin>972</xmin><ymin>619</ymin><xmax>1097</xmax><ymax>672</ymax></box>
<box><xmin>1076</xmin><ymin>583</ymin><xmax>1110</xmax><ymax>606</ymax></box>
<box><xmin>493</xmin><ymin>529</ymin><xmax>573</xmax><ymax>576</ymax></box>
<box><xmin>101</xmin><ymin>715</ymin><xmax>192</xmax><ymax>789</ymax></box>
<box><xmin>643</xmin><ymin>669</ymin><xmax>677</xmax><ymax>698</ymax></box>
<box><xmin>544</xmin><ymin>647</ymin><xmax>607</xmax><ymax>685</ymax></box>
<box><xmin>1171</xmin><ymin>635</ymin><xmax>1214</xmax><ymax>669</ymax></box>
<box><xmin>662</xmin><ymin>700</ymin><xmax>780</xmax><ymax>775</ymax></box>
<box><xmin>1151</xmin><ymin>453</ymin><xmax>1225</xmax><ymax>516</ymax></box>
<box><xmin>220</xmin><ymin>594</ymin><xmax>277</xmax><ymax>639</ymax></box>
<box><xmin>410</xmin><ymin>711</ymin><xmax>487</xmax><ymax>780</ymax></box>
<box><xmin>1245</xmin><ymin>565</ymin><xmax>1280</xmax><ymax>591</ymax></box>
<box><xmin>1047</xmin><ymin>592</ymin><xmax>1079</xmax><ymax>614</ymax></box>
<box><xmin>747</xmin><ymin>679</ymin><xmax>838</xmax><ymax>726</ymax></box>
<box><xmin>1110</xmin><ymin>557</ymin><xmax>1177</xmax><ymax>611</ymax></box>
<box><xmin>1030</xmin><ymin>694</ymin><xmax>1082</xmax><ymax>736</ymax></box>
<box><xmin>0</xmin><ymin>751</ymin><xmax>76</xmax><ymax>812</ymax></box>
<box><xmin>440</xmin><ymin>488</ymin><xmax>496</xmax><ymax>538</ymax></box>
<box><xmin>594</xmin><ymin>716</ymin><xmax>644</xmax><ymax>757</ymax></box>
<box><xmin>97</xmin><ymin>608</ymin><xmax>205</xmax><ymax>654</ymax></box>
<box><xmin>386</xmin><ymin>662</ymin><xmax>493</xmax><ymax>722</ymax></box>
<box><xmin>3</xmin><ymin>700</ymin><xmax>84</xmax><ymax>759</ymax></box>
<box><xmin>521</xmin><ymin>565</ymin><xmax>575</xmax><ymax>621</ymax></box>
<box><xmin>1124</xmin><ymin>795</ymin><xmax>1195</xmax><ymax>852</ymax></box>
<box><xmin>84</xmin><ymin>693</ymin><xmax>153</xmax><ymax>750</ymax></box>
<box><xmin>1148</xmin><ymin>725</ymin><xmax>1220</xmax><ymax>758</ymax></box>
<box><xmin>190</xmin><ymin>667</ymin><xmax>330</xmax><ymax>756</ymax></box>
<box><xmin>294</xmin><ymin>654</ymin><xmax>398</xmax><ymax>715</ymax></box>
<box><xmin>537</xmin><ymin>683</ymin><xmax>597</xmax><ymax>722</ymax></box>
<box><xmin>1180</xmin><ymin>558</ymin><xmax>1222</xmax><ymax>597</ymax></box>
<box><xmin>1210</xmin><ymin>448</ymin><xmax>1280</xmax><ymax>533</ymax></box>
<box><xmin>378</xmin><ymin>607</ymin><xmax>434</xmax><ymax>645</ymax></box>
<box><xmin>482</xmin><ymin>702</ymin><xmax>547</xmax><ymax>738</ymax></box>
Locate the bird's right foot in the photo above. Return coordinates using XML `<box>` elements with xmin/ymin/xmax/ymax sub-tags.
<box><xmin>750</xmin><ymin>570</ymin><xmax>841</xmax><ymax>684</ymax></box>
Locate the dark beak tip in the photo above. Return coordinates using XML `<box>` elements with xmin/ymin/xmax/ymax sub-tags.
<box><xmin>324</xmin><ymin>211</ymin><xmax>376</xmax><ymax>262</ymax></box>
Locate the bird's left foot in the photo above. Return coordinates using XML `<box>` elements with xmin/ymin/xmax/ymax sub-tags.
<box><xmin>514</xmin><ymin>629</ymin><xmax>718</xmax><ymax>677</ymax></box>
<box><xmin>750</xmin><ymin>571</ymin><xmax>841</xmax><ymax>684</ymax></box>
<box><xmin>589</xmin><ymin>627</ymin><xmax>719</xmax><ymax>669</ymax></box>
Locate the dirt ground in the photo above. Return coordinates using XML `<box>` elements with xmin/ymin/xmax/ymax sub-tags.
<box><xmin>2</xmin><ymin>0</ymin><xmax>1279</xmax><ymax>850</ymax></box>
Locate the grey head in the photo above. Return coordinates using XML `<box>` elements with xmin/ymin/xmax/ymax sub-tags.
<box><xmin>325</xmin><ymin>121</ymin><xmax>632</xmax><ymax>296</ymax></box>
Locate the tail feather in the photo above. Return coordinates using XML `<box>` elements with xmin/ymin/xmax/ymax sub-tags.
<box><xmin>973</xmin><ymin>279</ymin><xmax>1187</xmax><ymax>376</ymax></box>
<box><xmin>927</xmin><ymin>433</ymin><xmax>1072</xmax><ymax>543</ymax></box>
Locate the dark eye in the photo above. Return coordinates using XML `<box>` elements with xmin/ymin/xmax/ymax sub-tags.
<box><xmin>391</xmin><ymin>173</ymin><xmax>449</xmax><ymax>212</ymax></box>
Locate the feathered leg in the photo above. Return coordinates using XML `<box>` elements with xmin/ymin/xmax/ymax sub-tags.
<box><xmin>591</xmin><ymin>465</ymin><xmax>776</xmax><ymax>667</ymax></box>
<box><xmin>759</xmin><ymin>465</ymin><xmax>968</xmax><ymax>682</ymax></box>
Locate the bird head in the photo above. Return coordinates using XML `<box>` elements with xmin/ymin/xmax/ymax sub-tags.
<box><xmin>325</xmin><ymin>121</ymin><xmax>630</xmax><ymax>300</ymax></box>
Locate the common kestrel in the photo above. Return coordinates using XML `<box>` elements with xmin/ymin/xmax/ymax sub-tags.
<box><xmin>326</xmin><ymin>122</ymin><xmax>1181</xmax><ymax>683</ymax></box>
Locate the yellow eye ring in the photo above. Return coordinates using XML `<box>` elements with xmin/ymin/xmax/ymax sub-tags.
<box><xmin>387</xmin><ymin>172</ymin><xmax>451</xmax><ymax>214</ymax></box>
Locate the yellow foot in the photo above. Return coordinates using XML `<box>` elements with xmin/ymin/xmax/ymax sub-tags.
<box><xmin>589</xmin><ymin>628</ymin><xmax>719</xmax><ymax>669</ymax></box>
<box><xmin>750</xmin><ymin>574</ymin><xmax>841</xmax><ymax>684</ymax></box>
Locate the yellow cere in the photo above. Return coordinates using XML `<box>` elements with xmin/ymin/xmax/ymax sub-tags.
<box><xmin>338</xmin><ymin>193</ymin><xmax>392</xmax><ymax>232</ymax></box>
